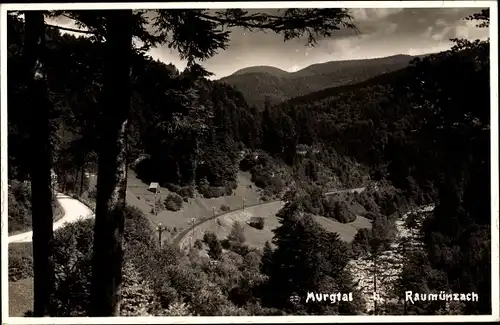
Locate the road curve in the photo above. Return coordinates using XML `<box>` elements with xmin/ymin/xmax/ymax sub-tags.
<box><xmin>172</xmin><ymin>187</ymin><xmax>366</xmax><ymax>248</ymax></box>
<box><xmin>8</xmin><ymin>193</ymin><xmax>94</xmax><ymax>244</ymax></box>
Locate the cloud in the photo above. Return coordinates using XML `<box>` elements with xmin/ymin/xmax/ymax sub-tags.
<box><xmin>453</xmin><ymin>19</ymin><xmax>489</xmax><ymax>40</ymax></box>
<box><xmin>351</xmin><ymin>8</ymin><xmax>404</xmax><ymax>22</ymax></box>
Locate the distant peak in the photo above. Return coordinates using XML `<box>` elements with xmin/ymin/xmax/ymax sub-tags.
<box><xmin>227</xmin><ymin>66</ymin><xmax>289</xmax><ymax>77</ymax></box>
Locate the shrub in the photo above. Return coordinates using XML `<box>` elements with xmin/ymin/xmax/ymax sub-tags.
<box><xmin>178</xmin><ymin>186</ymin><xmax>195</xmax><ymax>198</ymax></box>
<box><xmin>8</xmin><ymin>180</ymin><xmax>32</xmax><ymax>234</ymax></box>
<box><xmin>230</xmin><ymin>243</ymin><xmax>250</xmax><ymax>257</ymax></box>
<box><xmin>124</xmin><ymin>206</ymin><xmax>156</xmax><ymax>247</ymax></box>
<box><xmin>8</xmin><ymin>243</ymin><xmax>33</xmax><ymax>281</ymax></box>
<box><xmin>164</xmin><ymin>193</ymin><xmax>183</xmax><ymax>211</ymax></box>
<box><xmin>49</xmin><ymin>206</ymin><xmax>157</xmax><ymax>316</ymax></box>
<box><xmin>120</xmin><ymin>260</ymin><xmax>159</xmax><ymax>316</ymax></box>
<box><xmin>220</xmin><ymin>204</ymin><xmax>231</xmax><ymax>212</ymax></box>
<box><xmin>351</xmin><ymin>228</ymin><xmax>372</xmax><ymax>258</ymax></box>
<box><xmin>255</xmin><ymin>217</ymin><xmax>265</xmax><ymax>230</ymax></box>
<box><xmin>239</xmin><ymin>155</ymin><xmax>257</xmax><ymax>172</ymax></box>
<box><xmin>163</xmin><ymin>182</ymin><xmax>180</xmax><ymax>194</ymax></box>
<box><xmin>160</xmin><ymin>302</ymin><xmax>193</xmax><ymax>316</ymax></box>
<box><xmin>194</xmin><ymin>239</ymin><xmax>203</xmax><ymax>250</ymax></box>
<box><xmin>220</xmin><ymin>238</ymin><xmax>231</xmax><ymax>250</ymax></box>
<box><xmin>203</xmin><ymin>232</ymin><xmax>222</xmax><ymax>260</ymax></box>
<box><xmin>363</xmin><ymin>211</ymin><xmax>381</xmax><ymax>221</ymax></box>
<box><xmin>87</xmin><ymin>186</ymin><xmax>97</xmax><ymax>199</ymax></box>
<box><xmin>228</xmin><ymin>221</ymin><xmax>246</xmax><ymax>245</ymax></box>
<box><xmin>249</xmin><ymin>217</ymin><xmax>265</xmax><ymax>230</ymax></box>
<box><xmin>203</xmin><ymin>231</ymin><xmax>218</xmax><ymax>246</ymax></box>
<box><xmin>209</xmin><ymin>241</ymin><xmax>223</xmax><ymax>260</ymax></box>
<box><xmin>51</xmin><ymin>218</ymin><xmax>95</xmax><ymax>316</ymax></box>
<box><xmin>333</xmin><ymin>201</ymin><xmax>356</xmax><ymax>223</ymax></box>
<box><xmin>199</xmin><ymin>185</ymin><xmax>227</xmax><ymax>198</ymax></box>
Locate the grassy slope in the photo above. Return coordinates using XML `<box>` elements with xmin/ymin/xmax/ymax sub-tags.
<box><xmin>125</xmin><ymin>170</ymin><xmax>263</xmax><ymax>241</ymax></box>
<box><xmin>179</xmin><ymin>201</ymin><xmax>372</xmax><ymax>251</ymax></box>
<box><xmin>8</xmin><ymin>277</ymin><xmax>33</xmax><ymax>317</ymax></box>
<box><xmin>8</xmin><ymin>242</ymin><xmax>33</xmax><ymax>317</ymax></box>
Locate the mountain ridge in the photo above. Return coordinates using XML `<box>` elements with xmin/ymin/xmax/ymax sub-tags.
<box><xmin>218</xmin><ymin>54</ymin><xmax>430</xmax><ymax>107</ymax></box>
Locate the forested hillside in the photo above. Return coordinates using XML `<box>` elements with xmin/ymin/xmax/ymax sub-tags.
<box><xmin>219</xmin><ymin>54</ymin><xmax>420</xmax><ymax>107</ymax></box>
<box><xmin>7</xmin><ymin>8</ymin><xmax>492</xmax><ymax>317</ymax></box>
<box><xmin>258</xmin><ymin>35</ymin><xmax>491</xmax><ymax>314</ymax></box>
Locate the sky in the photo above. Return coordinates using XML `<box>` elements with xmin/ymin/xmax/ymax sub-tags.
<box><xmin>46</xmin><ymin>7</ymin><xmax>490</xmax><ymax>79</ymax></box>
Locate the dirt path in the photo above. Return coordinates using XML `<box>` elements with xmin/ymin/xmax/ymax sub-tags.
<box><xmin>8</xmin><ymin>193</ymin><xmax>94</xmax><ymax>244</ymax></box>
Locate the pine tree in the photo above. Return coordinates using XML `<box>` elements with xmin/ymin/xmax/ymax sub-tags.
<box><xmin>260</xmin><ymin>241</ymin><xmax>274</xmax><ymax>276</ymax></box>
<box><xmin>267</xmin><ymin>202</ymin><xmax>356</xmax><ymax>314</ymax></box>
<box><xmin>24</xmin><ymin>10</ymin><xmax>56</xmax><ymax>317</ymax></box>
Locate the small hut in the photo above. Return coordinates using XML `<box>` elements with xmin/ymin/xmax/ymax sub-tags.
<box><xmin>148</xmin><ymin>182</ymin><xmax>159</xmax><ymax>193</ymax></box>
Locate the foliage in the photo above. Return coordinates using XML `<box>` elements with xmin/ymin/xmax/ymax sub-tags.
<box><xmin>332</xmin><ymin>200</ymin><xmax>356</xmax><ymax>223</ymax></box>
<box><xmin>249</xmin><ymin>217</ymin><xmax>265</xmax><ymax>230</ymax></box>
<box><xmin>8</xmin><ymin>243</ymin><xmax>34</xmax><ymax>281</ymax></box>
<box><xmin>260</xmin><ymin>241</ymin><xmax>274</xmax><ymax>276</ymax></box>
<box><xmin>203</xmin><ymin>231</ymin><xmax>222</xmax><ymax>260</ymax></box>
<box><xmin>198</xmin><ymin>183</ymin><xmax>233</xmax><ymax>198</ymax></box>
<box><xmin>50</xmin><ymin>218</ymin><xmax>95</xmax><ymax>316</ymax></box>
<box><xmin>164</xmin><ymin>193</ymin><xmax>184</xmax><ymax>211</ymax></box>
<box><xmin>265</xmin><ymin>202</ymin><xmax>361</xmax><ymax>314</ymax></box>
<box><xmin>194</xmin><ymin>239</ymin><xmax>203</xmax><ymax>250</ymax></box>
<box><xmin>7</xmin><ymin>180</ymin><xmax>33</xmax><ymax>234</ymax></box>
<box><xmin>228</xmin><ymin>221</ymin><xmax>246</xmax><ymax>245</ymax></box>
<box><xmin>119</xmin><ymin>260</ymin><xmax>158</xmax><ymax>316</ymax></box>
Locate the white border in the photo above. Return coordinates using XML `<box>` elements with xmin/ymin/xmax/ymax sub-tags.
<box><xmin>1</xmin><ymin>1</ymin><xmax>498</xmax><ymax>324</ymax></box>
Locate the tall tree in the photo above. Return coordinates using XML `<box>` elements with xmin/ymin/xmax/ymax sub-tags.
<box><xmin>89</xmin><ymin>10</ymin><xmax>133</xmax><ymax>316</ymax></box>
<box><xmin>24</xmin><ymin>10</ymin><xmax>55</xmax><ymax>316</ymax></box>
<box><xmin>266</xmin><ymin>202</ymin><xmax>358</xmax><ymax>314</ymax></box>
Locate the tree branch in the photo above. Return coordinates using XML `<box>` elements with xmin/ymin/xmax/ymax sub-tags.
<box><xmin>197</xmin><ymin>13</ymin><xmax>282</xmax><ymax>31</ymax></box>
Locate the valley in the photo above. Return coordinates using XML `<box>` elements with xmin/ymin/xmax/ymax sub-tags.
<box><xmin>5</xmin><ymin>7</ymin><xmax>492</xmax><ymax>318</ymax></box>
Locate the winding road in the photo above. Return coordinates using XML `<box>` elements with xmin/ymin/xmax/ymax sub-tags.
<box><xmin>7</xmin><ymin>187</ymin><xmax>366</xmax><ymax>245</ymax></box>
<box><xmin>173</xmin><ymin>186</ymin><xmax>367</xmax><ymax>249</ymax></box>
<box><xmin>8</xmin><ymin>193</ymin><xmax>94</xmax><ymax>244</ymax></box>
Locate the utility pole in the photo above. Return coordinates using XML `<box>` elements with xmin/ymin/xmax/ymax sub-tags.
<box><xmin>153</xmin><ymin>191</ymin><xmax>158</xmax><ymax>216</ymax></box>
<box><xmin>373</xmin><ymin>251</ymin><xmax>378</xmax><ymax>315</ymax></box>
<box><xmin>189</xmin><ymin>217</ymin><xmax>196</xmax><ymax>250</ymax></box>
<box><xmin>156</xmin><ymin>222</ymin><xmax>167</xmax><ymax>248</ymax></box>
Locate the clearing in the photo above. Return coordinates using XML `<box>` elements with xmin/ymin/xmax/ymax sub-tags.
<box><xmin>125</xmin><ymin>170</ymin><xmax>263</xmax><ymax>241</ymax></box>
<box><xmin>178</xmin><ymin>200</ymin><xmax>372</xmax><ymax>251</ymax></box>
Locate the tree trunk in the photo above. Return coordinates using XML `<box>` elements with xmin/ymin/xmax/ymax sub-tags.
<box><xmin>80</xmin><ymin>158</ymin><xmax>85</xmax><ymax>197</ymax></box>
<box><xmin>90</xmin><ymin>10</ymin><xmax>132</xmax><ymax>316</ymax></box>
<box><xmin>191</xmin><ymin>135</ymin><xmax>199</xmax><ymax>187</ymax></box>
<box><xmin>74</xmin><ymin>167</ymin><xmax>79</xmax><ymax>195</ymax></box>
<box><xmin>373</xmin><ymin>253</ymin><xmax>378</xmax><ymax>315</ymax></box>
<box><xmin>24</xmin><ymin>10</ymin><xmax>55</xmax><ymax>317</ymax></box>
